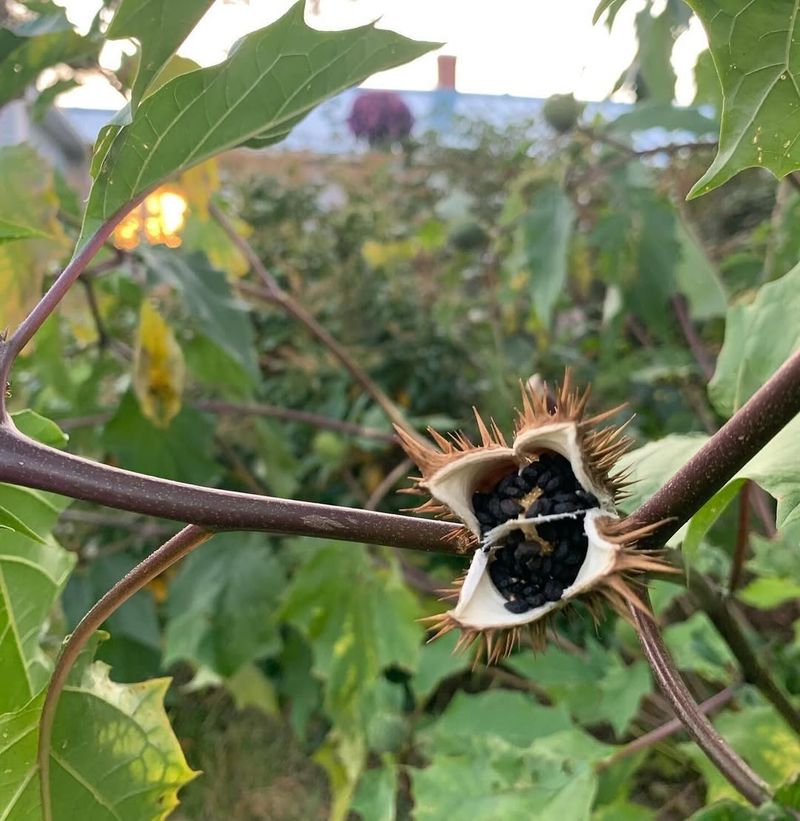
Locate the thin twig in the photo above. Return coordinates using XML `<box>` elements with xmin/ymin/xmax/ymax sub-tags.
<box><xmin>79</xmin><ymin>278</ymin><xmax>109</xmax><ymax>350</ymax></box>
<box><xmin>365</xmin><ymin>458</ymin><xmax>413</xmax><ymax>510</ymax></box>
<box><xmin>671</xmin><ymin>295</ymin><xmax>715</xmax><ymax>382</ymax></box>
<box><xmin>597</xmin><ymin>687</ymin><xmax>736</xmax><ymax>770</ymax></box>
<box><xmin>38</xmin><ymin>525</ymin><xmax>213</xmax><ymax>821</ymax></box>
<box><xmin>194</xmin><ymin>398</ymin><xmax>395</xmax><ymax>444</ymax></box>
<box><xmin>729</xmin><ymin>481</ymin><xmax>751</xmax><ymax>592</ymax></box>
<box><xmin>209</xmin><ymin>202</ymin><xmax>416</xmax><ymax>436</ymax></box>
<box><xmin>631</xmin><ymin>596</ymin><xmax>770</xmax><ymax>806</ymax></box>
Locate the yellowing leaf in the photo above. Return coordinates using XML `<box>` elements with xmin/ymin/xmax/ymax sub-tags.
<box><xmin>133</xmin><ymin>300</ymin><xmax>185</xmax><ymax>427</ymax></box>
<box><xmin>0</xmin><ymin>146</ymin><xmax>69</xmax><ymax>334</ymax></box>
<box><xmin>361</xmin><ymin>238</ymin><xmax>418</xmax><ymax>268</ymax></box>
<box><xmin>179</xmin><ymin>157</ymin><xmax>219</xmax><ymax>221</ymax></box>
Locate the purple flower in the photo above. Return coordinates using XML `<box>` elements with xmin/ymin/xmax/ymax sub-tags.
<box><xmin>347</xmin><ymin>91</ymin><xmax>414</xmax><ymax>147</ymax></box>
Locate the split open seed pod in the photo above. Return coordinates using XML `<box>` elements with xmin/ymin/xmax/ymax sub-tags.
<box><xmin>396</xmin><ymin>372</ymin><xmax>671</xmax><ymax>663</ymax></box>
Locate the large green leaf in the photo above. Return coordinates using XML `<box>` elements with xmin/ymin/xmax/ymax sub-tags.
<box><xmin>412</xmin><ymin>723</ymin><xmax>609</xmax><ymax>821</ymax></box>
<box><xmin>636</xmin><ymin>6</ymin><xmax>677</xmax><ymax>104</ymax></box>
<box><xmin>106</xmin><ymin>0</ymin><xmax>214</xmax><ymax>109</ymax></box>
<box><xmin>0</xmin><ymin>530</ymin><xmax>74</xmax><ymax>713</ymax></box>
<box><xmin>687</xmin><ymin>0</ymin><xmax>800</xmax><ymax>197</ymax></box>
<box><xmin>281</xmin><ymin>542</ymin><xmax>422</xmax><ymax>731</ymax></box>
<box><xmin>163</xmin><ymin>533</ymin><xmax>285</xmax><ymax>677</ymax></box>
<box><xmin>0</xmin><ymin>219</ymin><xmax>47</xmax><ymax>244</ymax></box>
<box><xmin>0</xmin><ymin>662</ymin><xmax>196</xmax><ymax>820</ymax></box>
<box><xmin>509</xmin><ymin>642</ymin><xmax>652</xmax><ymax>737</ymax></box>
<box><xmin>520</xmin><ymin>183</ymin><xmax>575</xmax><ymax>328</ymax></box>
<box><xmin>79</xmin><ymin>2</ymin><xmax>436</xmax><ymax>246</ymax></box>
<box><xmin>709</xmin><ymin>262</ymin><xmax>800</xmax><ymax>416</ymax></box>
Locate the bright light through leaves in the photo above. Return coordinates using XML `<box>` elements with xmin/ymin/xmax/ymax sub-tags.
<box><xmin>113</xmin><ymin>188</ymin><xmax>188</xmax><ymax>250</ymax></box>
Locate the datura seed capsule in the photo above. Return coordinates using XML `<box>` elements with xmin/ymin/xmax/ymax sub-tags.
<box><xmin>395</xmin><ymin>371</ymin><xmax>672</xmax><ymax>663</ymax></box>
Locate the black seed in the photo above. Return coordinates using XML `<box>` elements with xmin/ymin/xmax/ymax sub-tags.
<box><xmin>521</xmin><ymin>463</ymin><xmax>541</xmax><ymax>482</ymax></box>
<box><xmin>500</xmin><ymin>498</ymin><xmax>522</xmax><ymax>518</ymax></box>
<box><xmin>477</xmin><ymin>510</ymin><xmax>494</xmax><ymax>526</ymax></box>
<box><xmin>515</xmin><ymin>540</ymin><xmax>538</xmax><ymax>561</ymax></box>
<box><xmin>525</xmin><ymin>592</ymin><xmax>545</xmax><ymax>608</ymax></box>
<box><xmin>544</xmin><ymin>579</ymin><xmax>564</xmax><ymax>602</ymax></box>
<box><xmin>554</xmin><ymin>542</ymin><xmax>570</xmax><ymax>561</ymax></box>
<box><xmin>554</xmin><ymin>501</ymin><xmax>579</xmax><ymax>514</ymax></box>
<box><xmin>472</xmin><ymin>491</ymin><xmax>491</xmax><ymax>511</ymax></box>
<box><xmin>504</xmin><ymin>598</ymin><xmax>531</xmax><ymax>614</ymax></box>
<box><xmin>566</xmin><ymin>550</ymin><xmax>585</xmax><ymax>566</ymax></box>
<box><xmin>556</xmin><ymin>564</ymin><xmax>577</xmax><ymax>583</ymax></box>
<box><xmin>541</xmin><ymin>557</ymin><xmax>552</xmax><ymax>574</ymax></box>
<box><xmin>576</xmin><ymin>489</ymin><xmax>599</xmax><ymax>507</ymax></box>
<box><xmin>506</xmin><ymin>529</ymin><xmax>524</xmax><ymax>547</ymax></box>
<box><xmin>489</xmin><ymin>497</ymin><xmax>503</xmax><ymax>519</ymax></box>
<box><xmin>525</xmin><ymin>499</ymin><xmax>543</xmax><ymax>518</ymax></box>
<box><xmin>543</xmin><ymin>476</ymin><xmax>561</xmax><ymax>493</ymax></box>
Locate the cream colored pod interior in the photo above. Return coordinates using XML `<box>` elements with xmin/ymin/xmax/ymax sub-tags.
<box><xmin>396</xmin><ymin>373</ymin><xmax>673</xmax><ymax>663</ymax></box>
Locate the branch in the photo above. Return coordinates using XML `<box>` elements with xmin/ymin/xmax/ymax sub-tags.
<box><xmin>597</xmin><ymin>686</ymin><xmax>736</xmax><ymax>771</ymax></box>
<box><xmin>686</xmin><ymin>570</ymin><xmax>800</xmax><ymax>737</ymax></box>
<box><xmin>0</xmin><ymin>423</ymin><xmax>461</xmax><ymax>553</ymax></box>
<box><xmin>209</xmin><ymin>202</ymin><xmax>416</xmax><ymax>436</ymax></box>
<box><xmin>193</xmin><ymin>398</ymin><xmax>396</xmax><ymax>444</ymax></box>
<box><xmin>38</xmin><ymin>525</ymin><xmax>213</xmax><ymax>821</ymax></box>
<box><xmin>631</xmin><ymin>597</ymin><xmax>770</xmax><ymax>806</ymax></box>
<box><xmin>624</xmin><ymin>348</ymin><xmax>800</xmax><ymax>548</ymax></box>
<box><xmin>671</xmin><ymin>295</ymin><xmax>715</xmax><ymax>382</ymax></box>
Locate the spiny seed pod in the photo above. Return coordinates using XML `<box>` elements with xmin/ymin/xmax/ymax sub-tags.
<box><xmin>395</xmin><ymin>371</ymin><xmax>672</xmax><ymax>663</ymax></box>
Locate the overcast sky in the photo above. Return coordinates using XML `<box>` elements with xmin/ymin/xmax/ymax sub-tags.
<box><xmin>56</xmin><ymin>0</ymin><xmax>707</xmax><ymax>108</ymax></box>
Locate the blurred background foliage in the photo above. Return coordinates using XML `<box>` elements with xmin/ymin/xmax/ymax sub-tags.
<box><xmin>3</xmin><ymin>0</ymin><xmax>800</xmax><ymax>818</ymax></box>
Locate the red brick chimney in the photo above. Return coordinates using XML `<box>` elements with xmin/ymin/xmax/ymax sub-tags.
<box><xmin>437</xmin><ymin>55</ymin><xmax>456</xmax><ymax>91</ymax></box>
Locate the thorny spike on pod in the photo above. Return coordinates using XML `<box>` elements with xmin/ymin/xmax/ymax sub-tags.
<box><xmin>396</xmin><ymin>370</ymin><xmax>675</xmax><ymax>662</ymax></box>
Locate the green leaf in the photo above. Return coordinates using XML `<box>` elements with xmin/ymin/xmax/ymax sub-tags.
<box><xmin>636</xmin><ymin>7</ymin><xmax>677</xmax><ymax>104</ymax></box>
<box><xmin>0</xmin><ymin>506</ymin><xmax>47</xmax><ymax>544</ymax></box>
<box><xmin>142</xmin><ymin>247</ymin><xmax>259</xmax><ymax>379</ymax></box>
<box><xmin>352</xmin><ymin>764</ymin><xmax>397</xmax><ymax>821</ymax></box>
<box><xmin>0</xmin><ymin>529</ymin><xmax>74</xmax><ymax>712</ymax></box>
<box><xmin>103</xmin><ymin>390</ymin><xmax>219</xmax><ymax>483</ymax></box>
<box><xmin>709</xmin><ymin>262</ymin><xmax>800</xmax><ymax>416</ymax></box>
<box><xmin>0</xmin><ymin>663</ymin><xmax>196</xmax><ymax>819</ymax></box>
<box><xmin>617</xmin><ymin>433</ymin><xmax>709</xmax><ymax>544</ymax></box>
<box><xmin>693</xmin><ymin>49</ymin><xmax>723</xmax><ymax>112</ymax></box>
<box><xmin>593</xmin><ymin>0</ymin><xmax>628</xmax><ymax>28</ymax></box>
<box><xmin>31</xmin><ymin>78</ymin><xmax>79</xmax><ymax>122</ymax></box>
<box><xmin>164</xmin><ymin>533</ymin><xmax>285</xmax><ymax>677</ymax></box>
<box><xmin>0</xmin><ymin>146</ymin><xmax>69</xmax><ymax>331</ymax></box>
<box><xmin>739</xmin><ymin>576</ymin><xmax>800</xmax><ymax>609</ymax></box>
<box><xmin>0</xmin><ymin>218</ymin><xmax>47</xmax><ymax>244</ymax></box>
<box><xmin>79</xmin><ymin>3</ymin><xmax>437</xmax><ymax>247</ymax></box>
<box><xmin>674</xmin><ymin>217</ymin><xmax>727</xmax><ymax>320</ymax></box>
<box><xmin>106</xmin><ymin>0</ymin><xmax>214</xmax><ymax>109</ymax></box>
<box><xmin>509</xmin><ymin>643</ymin><xmax>651</xmax><ymax>737</ymax></box>
<box><xmin>608</xmin><ymin>103</ymin><xmax>717</xmax><ymax>136</ymax></box>
<box><xmin>663</xmin><ymin>612</ymin><xmax>736</xmax><ymax>682</ymax></box>
<box><xmin>683</xmin><ymin>479</ymin><xmax>745</xmax><ymax>562</ymax></box>
<box><xmin>411</xmin><ymin>726</ymin><xmax>608</xmax><ymax>821</ymax></box>
<box><xmin>282</xmin><ymin>542</ymin><xmax>422</xmax><ymax>730</ymax></box>
<box><xmin>684</xmin><ymin>702</ymin><xmax>800</xmax><ymax>804</ymax></box>
<box><xmin>410</xmin><ymin>630</ymin><xmax>466</xmax><ymax>703</ymax></box>
<box><xmin>0</xmin><ymin>13</ymin><xmax>98</xmax><ymax>107</ymax></box>
<box><xmin>423</xmin><ymin>690</ymin><xmax>573</xmax><ymax>750</ymax></box>
<box><xmin>520</xmin><ymin>183</ymin><xmax>575</xmax><ymax>328</ymax></box>
<box><xmin>687</xmin><ymin>0</ymin><xmax>800</xmax><ymax>197</ymax></box>
<box><xmin>10</xmin><ymin>409</ymin><xmax>68</xmax><ymax>448</ymax></box>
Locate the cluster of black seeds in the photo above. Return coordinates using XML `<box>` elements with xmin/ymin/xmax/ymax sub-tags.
<box><xmin>471</xmin><ymin>452</ymin><xmax>599</xmax><ymax>614</ymax></box>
